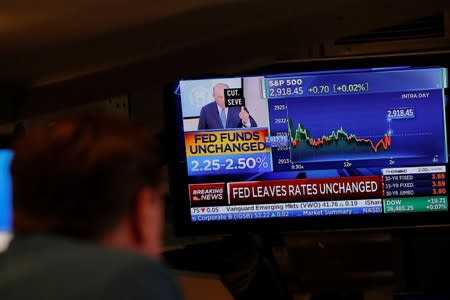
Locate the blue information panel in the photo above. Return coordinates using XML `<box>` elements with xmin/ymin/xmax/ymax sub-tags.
<box><xmin>0</xmin><ymin>151</ymin><xmax>13</xmax><ymax>232</ymax></box>
<box><xmin>186</xmin><ymin>152</ymin><xmax>272</xmax><ymax>176</ymax></box>
<box><xmin>268</xmin><ymin>68</ymin><xmax>448</xmax><ymax>171</ymax></box>
<box><xmin>264</xmin><ymin>68</ymin><xmax>446</xmax><ymax>99</ymax></box>
<box><xmin>191</xmin><ymin>207</ymin><xmax>382</xmax><ymax>222</ymax></box>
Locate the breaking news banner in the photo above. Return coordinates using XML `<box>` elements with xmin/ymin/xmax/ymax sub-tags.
<box><xmin>188</xmin><ymin>183</ymin><xmax>228</xmax><ymax>206</ymax></box>
<box><xmin>184</xmin><ymin>129</ymin><xmax>273</xmax><ymax>175</ymax></box>
<box><xmin>226</xmin><ymin>176</ymin><xmax>382</xmax><ymax>205</ymax></box>
<box><xmin>187</xmin><ymin>176</ymin><xmax>382</xmax><ymax>207</ymax></box>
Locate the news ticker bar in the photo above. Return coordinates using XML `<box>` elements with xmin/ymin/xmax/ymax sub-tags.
<box><xmin>190</xmin><ymin>196</ymin><xmax>449</xmax><ymax>222</ymax></box>
<box><xmin>191</xmin><ymin>199</ymin><xmax>382</xmax><ymax>222</ymax></box>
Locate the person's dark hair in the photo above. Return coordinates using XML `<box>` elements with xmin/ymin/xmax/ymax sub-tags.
<box><xmin>11</xmin><ymin>114</ymin><xmax>166</xmax><ymax>240</ymax></box>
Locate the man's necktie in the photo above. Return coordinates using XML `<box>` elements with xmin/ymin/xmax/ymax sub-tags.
<box><xmin>220</xmin><ymin>108</ymin><xmax>226</xmax><ymax>128</ymax></box>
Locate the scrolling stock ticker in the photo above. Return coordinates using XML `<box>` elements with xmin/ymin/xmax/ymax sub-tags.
<box><xmin>179</xmin><ymin>67</ymin><xmax>449</xmax><ymax>222</ymax></box>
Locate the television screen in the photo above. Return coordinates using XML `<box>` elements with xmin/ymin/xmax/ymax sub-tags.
<box><xmin>0</xmin><ymin>150</ymin><xmax>13</xmax><ymax>232</ymax></box>
<box><xmin>167</xmin><ymin>60</ymin><xmax>449</xmax><ymax>234</ymax></box>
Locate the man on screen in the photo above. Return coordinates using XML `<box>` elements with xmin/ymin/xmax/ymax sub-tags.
<box><xmin>198</xmin><ymin>83</ymin><xmax>257</xmax><ymax>130</ymax></box>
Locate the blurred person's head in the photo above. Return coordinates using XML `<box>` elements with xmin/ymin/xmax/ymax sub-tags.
<box><xmin>10</xmin><ymin>115</ymin><xmax>166</xmax><ymax>258</ymax></box>
<box><xmin>213</xmin><ymin>83</ymin><xmax>229</xmax><ymax>108</ymax></box>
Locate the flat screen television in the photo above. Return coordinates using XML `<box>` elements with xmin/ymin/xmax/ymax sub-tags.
<box><xmin>165</xmin><ymin>52</ymin><xmax>450</xmax><ymax>235</ymax></box>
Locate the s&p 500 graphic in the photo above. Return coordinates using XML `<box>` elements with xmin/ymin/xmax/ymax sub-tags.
<box><xmin>267</xmin><ymin>69</ymin><xmax>447</xmax><ymax>171</ymax></box>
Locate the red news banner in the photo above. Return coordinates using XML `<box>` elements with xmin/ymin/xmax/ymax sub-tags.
<box><xmin>189</xmin><ymin>176</ymin><xmax>382</xmax><ymax>206</ymax></box>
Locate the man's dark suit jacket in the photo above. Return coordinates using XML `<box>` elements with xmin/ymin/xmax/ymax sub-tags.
<box><xmin>197</xmin><ymin>102</ymin><xmax>257</xmax><ymax>130</ymax></box>
<box><xmin>0</xmin><ymin>234</ymin><xmax>182</xmax><ymax>300</ymax></box>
